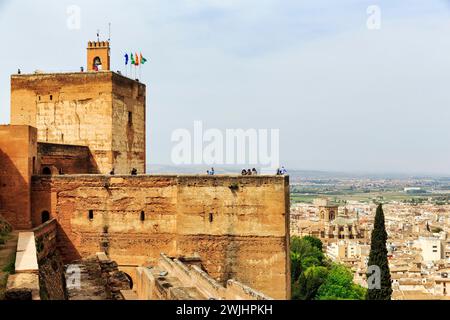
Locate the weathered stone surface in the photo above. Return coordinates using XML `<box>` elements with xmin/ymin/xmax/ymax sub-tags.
<box><xmin>66</xmin><ymin>258</ymin><xmax>108</xmax><ymax>300</ymax></box>
<box><xmin>39</xmin><ymin>251</ymin><xmax>67</xmax><ymax>300</ymax></box>
<box><xmin>10</xmin><ymin>72</ymin><xmax>145</xmax><ymax>175</ymax></box>
<box><xmin>66</xmin><ymin>255</ymin><xmax>130</xmax><ymax>300</ymax></box>
<box><xmin>5</xmin><ymin>273</ymin><xmax>40</xmax><ymax>300</ymax></box>
<box><xmin>108</xmin><ymin>271</ymin><xmax>131</xmax><ymax>294</ymax></box>
<box><xmin>31</xmin><ymin>174</ymin><xmax>291</xmax><ymax>299</ymax></box>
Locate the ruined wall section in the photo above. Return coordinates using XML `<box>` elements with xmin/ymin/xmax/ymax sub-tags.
<box><xmin>111</xmin><ymin>73</ymin><xmax>146</xmax><ymax>174</ymax></box>
<box><xmin>33</xmin><ymin>219</ymin><xmax>67</xmax><ymax>300</ymax></box>
<box><xmin>31</xmin><ymin>175</ymin><xmax>290</xmax><ymax>299</ymax></box>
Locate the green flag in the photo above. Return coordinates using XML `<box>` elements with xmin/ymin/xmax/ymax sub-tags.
<box><xmin>130</xmin><ymin>53</ymin><xmax>135</xmax><ymax>65</ymax></box>
<box><xmin>140</xmin><ymin>53</ymin><xmax>148</xmax><ymax>64</ymax></box>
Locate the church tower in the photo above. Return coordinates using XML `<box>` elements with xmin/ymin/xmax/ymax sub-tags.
<box><xmin>87</xmin><ymin>41</ymin><xmax>111</xmax><ymax>71</ymax></box>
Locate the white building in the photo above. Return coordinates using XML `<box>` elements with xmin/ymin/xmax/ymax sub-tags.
<box><xmin>326</xmin><ymin>241</ymin><xmax>369</xmax><ymax>261</ymax></box>
<box><xmin>416</xmin><ymin>237</ymin><xmax>443</xmax><ymax>262</ymax></box>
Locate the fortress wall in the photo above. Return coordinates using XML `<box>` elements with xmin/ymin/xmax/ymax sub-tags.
<box><xmin>0</xmin><ymin>125</ymin><xmax>37</xmax><ymax>229</ymax></box>
<box><xmin>111</xmin><ymin>73</ymin><xmax>146</xmax><ymax>174</ymax></box>
<box><xmin>38</xmin><ymin>142</ymin><xmax>99</xmax><ymax>175</ymax></box>
<box><xmin>33</xmin><ymin>219</ymin><xmax>58</xmax><ymax>262</ymax></box>
<box><xmin>31</xmin><ymin>174</ymin><xmax>290</xmax><ymax>299</ymax></box>
<box><xmin>33</xmin><ymin>219</ymin><xmax>67</xmax><ymax>300</ymax></box>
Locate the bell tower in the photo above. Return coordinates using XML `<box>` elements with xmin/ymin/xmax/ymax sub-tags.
<box><xmin>87</xmin><ymin>40</ymin><xmax>110</xmax><ymax>71</ymax></box>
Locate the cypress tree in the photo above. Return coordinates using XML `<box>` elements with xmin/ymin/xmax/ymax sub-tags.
<box><xmin>366</xmin><ymin>204</ymin><xmax>392</xmax><ymax>300</ymax></box>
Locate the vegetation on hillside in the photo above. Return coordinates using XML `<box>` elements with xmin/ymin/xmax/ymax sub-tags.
<box><xmin>291</xmin><ymin>236</ymin><xmax>366</xmax><ymax>300</ymax></box>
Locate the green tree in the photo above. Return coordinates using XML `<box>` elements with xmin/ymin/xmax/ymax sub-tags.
<box><xmin>291</xmin><ymin>236</ymin><xmax>326</xmax><ymax>299</ymax></box>
<box><xmin>290</xmin><ymin>236</ymin><xmax>324</xmax><ymax>280</ymax></box>
<box><xmin>297</xmin><ymin>266</ymin><xmax>329</xmax><ymax>300</ymax></box>
<box><xmin>302</xmin><ymin>236</ymin><xmax>323</xmax><ymax>251</ymax></box>
<box><xmin>316</xmin><ymin>264</ymin><xmax>366</xmax><ymax>300</ymax></box>
<box><xmin>366</xmin><ymin>204</ymin><xmax>392</xmax><ymax>300</ymax></box>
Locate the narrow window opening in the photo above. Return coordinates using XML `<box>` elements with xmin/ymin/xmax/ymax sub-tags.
<box><xmin>128</xmin><ymin>112</ymin><xmax>133</xmax><ymax>126</ymax></box>
<box><xmin>209</xmin><ymin>213</ymin><xmax>214</xmax><ymax>223</ymax></box>
<box><xmin>41</xmin><ymin>211</ymin><xmax>50</xmax><ymax>224</ymax></box>
<box><xmin>42</xmin><ymin>167</ymin><xmax>51</xmax><ymax>175</ymax></box>
<box><xmin>140</xmin><ymin>211</ymin><xmax>145</xmax><ymax>222</ymax></box>
<box><xmin>88</xmin><ymin>210</ymin><xmax>94</xmax><ymax>220</ymax></box>
<box><xmin>50</xmin><ymin>95</ymin><xmax>53</xmax><ymax>101</ymax></box>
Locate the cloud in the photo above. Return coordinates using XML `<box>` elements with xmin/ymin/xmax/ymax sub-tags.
<box><xmin>0</xmin><ymin>0</ymin><xmax>449</xmax><ymax>174</ymax></box>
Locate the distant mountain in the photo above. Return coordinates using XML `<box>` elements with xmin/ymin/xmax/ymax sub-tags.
<box><xmin>147</xmin><ymin>164</ymin><xmax>258</xmax><ymax>175</ymax></box>
<box><xmin>147</xmin><ymin>164</ymin><xmax>450</xmax><ymax>181</ymax></box>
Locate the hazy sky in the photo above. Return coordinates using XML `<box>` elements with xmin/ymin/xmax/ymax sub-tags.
<box><xmin>0</xmin><ymin>0</ymin><xmax>449</xmax><ymax>175</ymax></box>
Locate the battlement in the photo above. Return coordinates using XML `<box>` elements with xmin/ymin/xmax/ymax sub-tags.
<box><xmin>87</xmin><ymin>40</ymin><xmax>110</xmax><ymax>71</ymax></box>
<box><xmin>87</xmin><ymin>40</ymin><xmax>110</xmax><ymax>48</ymax></box>
<box><xmin>11</xmin><ymin>70</ymin><xmax>144</xmax><ymax>88</ymax></box>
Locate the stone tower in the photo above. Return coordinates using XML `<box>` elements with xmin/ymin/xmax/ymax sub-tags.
<box><xmin>10</xmin><ymin>41</ymin><xmax>146</xmax><ymax>175</ymax></box>
<box><xmin>319</xmin><ymin>205</ymin><xmax>337</xmax><ymax>223</ymax></box>
<box><xmin>87</xmin><ymin>41</ymin><xmax>111</xmax><ymax>71</ymax></box>
<box><xmin>314</xmin><ymin>199</ymin><xmax>338</xmax><ymax>223</ymax></box>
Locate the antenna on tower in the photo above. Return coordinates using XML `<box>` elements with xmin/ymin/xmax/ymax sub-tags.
<box><xmin>108</xmin><ymin>23</ymin><xmax>111</xmax><ymax>43</ymax></box>
<box><xmin>97</xmin><ymin>29</ymin><xmax>100</xmax><ymax>42</ymax></box>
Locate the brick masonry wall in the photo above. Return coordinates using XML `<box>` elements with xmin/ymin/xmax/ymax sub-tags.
<box><xmin>31</xmin><ymin>174</ymin><xmax>291</xmax><ymax>299</ymax></box>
